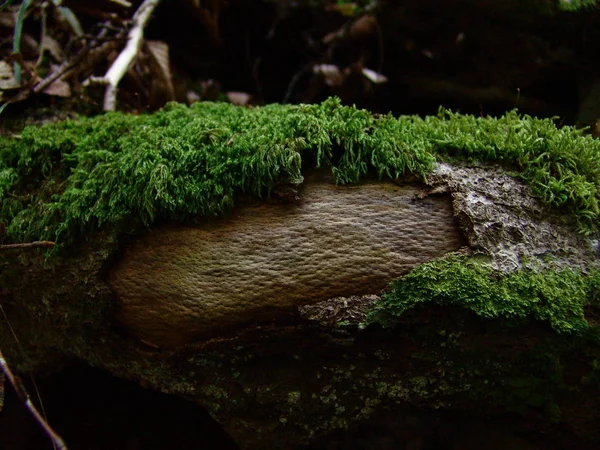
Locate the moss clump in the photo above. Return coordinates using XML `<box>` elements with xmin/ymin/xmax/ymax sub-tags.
<box><xmin>368</xmin><ymin>255</ymin><xmax>600</xmax><ymax>335</ymax></box>
<box><xmin>1</xmin><ymin>98</ymin><xmax>599</xmax><ymax>246</ymax></box>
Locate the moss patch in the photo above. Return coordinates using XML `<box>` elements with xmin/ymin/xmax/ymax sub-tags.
<box><xmin>368</xmin><ymin>254</ymin><xmax>600</xmax><ymax>335</ymax></box>
<box><xmin>1</xmin><ymin>98</ymin><xmax>600</xmax><ymax>246</ymax></box>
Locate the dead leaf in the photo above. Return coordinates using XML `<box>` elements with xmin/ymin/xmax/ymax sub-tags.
<box><xmin>0</xmin><ymin>60</ymin><xmax>17</xmax><ymax>90</ymax></box>
<box><xmin>145</xmin><ymin>40</ymin><xmax>175</xmax><ymax>101</ymax></box>
<box><xmin>349</xmin><ymin>14</ymin><xmax>377</xmax><ymax>39</ymax></box>
<box><xmin>226</xmin><ymin>91</ymin><xmax>252</xmax><ymax>106</ymax></box>
<box><xmin>312</xmin><ymin>64</ymin><xmax>343</xmax><ymax>87</ymax></box>
<box><xmin>187</xmin><ymin>90</ymin><xmax>201</xmax><ymax>104</ymax></box>
<box><xmin>200</xmin><ymin>79</ymin><xmax>221</xmax><ymax>101</ymax></box>
<box><xmin>361</xmin><ymin>67</ymin><xmax>387</xmax><ymax>84</ymax></box>
<box><xmin>41</xmin><ymin>35</ymin><xmax>64</xmax><ymax>63</ymax></box>
<box><xmin>146</xmin><ymin>40</ymin><xmax>171</xmax><ymax>83</ymax></box>
<box><xmin>0</xmin><ymin>11</ymin><xmax>15</xmax><ymax>28</ymax></box>
<box><xmin>422</xmin><ymin>49</ymin><xmax>435</xmax><ymax>60</ymax></box>
<box><xmin>0</xmin><ymin>59</ymin><xmax>34</xmax><ymax>102</ymax></box>
<box><xmin>42</xmin><ymin>78</ymin><xmax>71</xmax><ymax>97</ymax></box>
<box><xmin>108</xmin><ymin>0</ymin><xmax>132</xmax><ymax>6</ymax></box>
<box><xmin>21</xmin><ymin>34</ymin><xmax>40</xmax><ymax>54</ymax></box>
<box><xmin>322</xmin><ymin>31</ymin><xmax>339</xmax><ymax>45</ymax></box>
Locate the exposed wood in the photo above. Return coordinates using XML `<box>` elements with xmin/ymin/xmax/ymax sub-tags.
<box><xmin>109</xmin><ymin>179</ymin><xmax>464</xmax><ymax>347</ymax></box>
<box><xmin>1</xmin><ymin>164</ymin><xmax>599</xmax><ymax>450</ymax></box>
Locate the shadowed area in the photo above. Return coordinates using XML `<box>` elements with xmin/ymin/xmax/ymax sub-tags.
<box><xmin>0</xmin><ymin>366</ymin><xmax>238</xmax><ymax>450</ymax></box>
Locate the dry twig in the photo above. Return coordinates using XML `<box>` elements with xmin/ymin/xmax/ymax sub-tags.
<box><xmin>0</xmin><ymin>241</ymin><xmax>55</xmax><ymax>250</ymax></box>
<box><xmin>0</xmin><ymin>347</ymin><xmax>67</xmax><ymax>449</ymax></box>
<box><xmin>33</xmin><ymin>37</ymin><xmax>123</xmax><ymax>94</ymax></box>
<box><xmin>83</xmin><ymin>0</ymin><xmax>162</xmax><ymax>111</ymax></box>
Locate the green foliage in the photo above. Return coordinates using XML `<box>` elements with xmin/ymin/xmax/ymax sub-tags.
<box><xmin>558</xmin><ymin>0</ymin><xmax>598</xmax><ymax>11</ymax></box>
<box><xmin>586</xmin><ymin>269</ymin><xmax>600</xmax><ymax>306</ymax></box>
<box><xmin>368</xmin><ymin>255</ymin><xmax>599</xmax><ymax>334</ymax></box>
<box><xmin>0</xmin><ymin>98</ymin><xmax>435</xmax><ymax>244</ymax></box>
<box><xmin>0</xmin><ymin>98</ymin><xmax>599</xmax><ymax>245</ymax></box>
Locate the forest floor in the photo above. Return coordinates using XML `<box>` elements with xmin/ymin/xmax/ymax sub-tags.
<box><xmin>2</xmin><ymin>0</ymin><xmax>599</xmax><ymax>128</ymax></box>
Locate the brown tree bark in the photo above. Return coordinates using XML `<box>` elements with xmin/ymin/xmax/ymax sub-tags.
<box><xmin>110</xmin><ymin>177</ymin><xmax>463</xmax><ymax>348</ymax></box>
<box><xmin>1</xmin><ymin>164</ymin><xmax>598</xmax><ymax>449</ymax></box>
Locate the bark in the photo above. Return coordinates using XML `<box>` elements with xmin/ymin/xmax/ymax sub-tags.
<box><xmin>109</xmin><ymin>174</ymin><xmax>463</xmax><ymax>348</ymax></box>
<box><xmin>1</xmin><ymin>164</ymin><xmax>599</xmax><ymax>449</ymax></box>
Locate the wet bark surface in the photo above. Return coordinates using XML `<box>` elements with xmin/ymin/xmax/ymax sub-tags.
<box><xmin>0</xmin><ymin>165</ymin><xmax>598</xmax><ymax>449</ymax></box>
<box><xmin>109</xmin><ymin>177</ymin><xmax>464</xmax><ymax>348</ymax></box>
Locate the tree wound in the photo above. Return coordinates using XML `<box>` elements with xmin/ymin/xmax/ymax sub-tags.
<box><xmin>108</xmin><ymin>180</ymin><xmax>465</xmax><ymax>347</ymax></box>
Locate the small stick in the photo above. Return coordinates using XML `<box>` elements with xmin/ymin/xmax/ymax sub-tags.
<box><xmin>0</xmin><ymin>241</ymin><xmax>55</xmax><ymax>250</ymax></box>
<box><xmin>83</xmin><ymin>0</ymin><xmax>161</xmax><ymax>111</ymax></box>
<box><xmin>0</xmin><ymin>347</ymin><xmax>68</xmax><ymax>449</ymax></box>
<box><xmin>34</xmin><ymin>26</ymin><xmax>125</xmax><ymax>94</ymax></box>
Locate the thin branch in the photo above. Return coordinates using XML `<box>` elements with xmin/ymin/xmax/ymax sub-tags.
<box><xmin>0</xmin><ymin>241</ymin><xmax>55</xmax><ymax>250</ymax></box>
<box><xmin>0</xmin><ymin>347</ymin><xmax>67</xmax><ymax>450</ymax></box>
<box><xmin>34</xmin><ymin>1</ymin><xmax>48</xmax><ymax>69</ymax></box>
<box><xmin>33</xmin><ymin>37</ymin><xmax>123</xmax><ymax>94</ymax></box>
<box><xmin>83</xmin><ymin>0</ymin><xmax>162</xmax><ymax>111</ymax></box>
<box><xmin>109</xmin><ymin>0</ymin><xmax>133</xmax><ymax>6</ymax></box>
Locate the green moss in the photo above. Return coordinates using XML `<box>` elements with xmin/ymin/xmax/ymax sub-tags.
<box><xmin>368</xmin><ymin>255</ymin><xmax>599</xmax><ymax>334</ymax></box>
<box><xmin>1</xmin><ymin>98</ymin><xmax>599</xmax><ymax>246</ymax></box>
<box><xmin>559</xmin><ymin>0</ymin><xmax>598</xmax><ymax>11</ymax></box>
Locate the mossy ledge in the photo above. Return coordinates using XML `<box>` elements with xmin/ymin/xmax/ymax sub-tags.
<box><xmin>1</xmin><ymin>97</ymin><xmax>600</xmax><ymax>247</ymax></box>
<box><xmin>368</xmin><ymin>254</ymin><xmax>600</xmax><ymax>337</ymax></box>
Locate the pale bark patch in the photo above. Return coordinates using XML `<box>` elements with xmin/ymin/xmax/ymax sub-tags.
<box><xmin>108</xmin><ymin>180</ymin><xmax>464</xmax><ymax>347</ymax></box>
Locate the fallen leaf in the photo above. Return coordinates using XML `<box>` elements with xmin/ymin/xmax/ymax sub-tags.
<box><xmin>226</xmin><ymin>91</ymin><xmax>252</xmax><ymax>106</ymax></box>
<box><xmin>0</xmin><ymin>11</ymin><xmax>15</xmax><ymax>28</ymax></box>
<box><xmin>313</xmin><ymin>64</ymin><xmax>343</xmax><ymax>86</ymax></box>
<box><xmin>43</xmin><ymin>78</ymin><xmax>71</xmax><ymax>97</ymax></box>
<box><xmin>41</xmin><ymin>35</ymin><xmax>64</xmax><ymax>62</ymax></box>
<box><xmin>349</xmin><ymin>15</ymin><xmax>377</xmax><ymax>39</ymax></box>
<box><xmin>200</xmin><ymin>79</ymin><xmax>221</xmax><ymax>101</ymax></box>
<box><xmin>187</xmin><ymin>90</ymin><xmax>201</xmax><ymax>104</ymax></box>
<box><xmin>145</xmin><ymin>40</ymin><xmax>175</xmax><ymax>101</ymax></box>
<box><xmin>107</xmin><ymin>0</ymin><xmax>132</xmax><ymax>6</ymax></box>
<box><xmin>0</xmin><ymin>60</ymin><xmax>17</xmax><ymax>90</ymax></box>
<box><xmin>361</xmin><ymin>67</ymin><xmax>387</xmax><ymax>84</ymax></box>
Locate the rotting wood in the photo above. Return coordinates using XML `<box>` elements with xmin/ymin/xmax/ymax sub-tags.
<box><xmin>108</xmin><ymin>179</ymin><xmax>465</xmax><ymax>348</ymax></box>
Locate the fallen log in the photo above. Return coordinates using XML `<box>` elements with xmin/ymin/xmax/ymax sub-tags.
<box><xmin>1</xmin><ymin>100</ymin><xmax>599</xmax><ymax>449</ymax></box>
<box><xmin>109</xmin><ymin>177</ymin><xmax>463</xmax><ymax>347</ymax></box>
